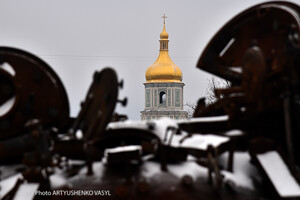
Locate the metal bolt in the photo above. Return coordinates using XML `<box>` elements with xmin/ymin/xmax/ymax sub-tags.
<box><xmin>118</xmin><ymin>79</ymin><xmax>124</xmax><ymax>89</ymax></box>
<box><xmin>181</xmin><ymin>175</ymin><xmax>194</xmax><ymax>187</ymax></box>
<box><xmin>118</xmin><ymin>97</ymin><xmax>128</xmax><ymax>107</ymax></box>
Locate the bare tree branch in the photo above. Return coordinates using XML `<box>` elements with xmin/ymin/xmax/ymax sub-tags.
<box><xmin>184</xmin><ymin>102</ymin><xmax>197</xmax><ymax>119</ymax></box>
<box><xmin>206</xmin><ymin>76</ymin><xmax>231</xmax><ymax>105</ymax></box>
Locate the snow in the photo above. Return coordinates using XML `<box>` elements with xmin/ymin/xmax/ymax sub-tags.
<box><xmin>177</xmin><ymin>115</ymin><xmax>229</xmax><ymax>124</ymax></box>
<box><xmin>171</xmin><ymin>134</ymin><xmax>229</xmax><ymax>150</ymax></box>
<box><xmin>107</xmin><ymin>116</ymin><xmax>229</xmax><ymax>134</ymax></box>
<box><xmin>107</xmin><ymin>118</ymin><xmax>233</xmax><ymax>155</ymax></box>
<box><xmin>75</xmin><ymin>129</ymin><xmax>83</xmax><ymax>139</ymax></box>
<box><xmin>104</xmin><ymin>145</ymin><xmax>142</xmax><ymax>155</ymax></box>
<box><xmin>0</xmin><ymin>153</ymin><xmax>258</xmax><ymax>196</ymax></box>
<box><xmin>50</xmin><ymin>169</ymin><xmax>69</xmax><ymax>188</ymax></box>
<box><xmin>224</xmin><ymin>129</ymin><xmax>244</xmax><ymax>136</ymax></box>
<box><xmin>0</xmin><ymin>173</ymin><xmax>23</xmax><ymax>198</ymax></box>
<box><xmin>229</xmin><ymin>66</ymin><xmax>242</xmax><ymax>73</ymax></box>
<box><xmin>73</xmin><ymin>161</ymin><xmax>106</xmax><ymax>178</ymax></box>
<box><xmin>141</xmin><ymin>161</ymin><xmax>163</xmax><ymax>178</ymax></box>
<box><xmin>167</xmin><ymin>162</ymin><xmax>208</xmax><ymax>181</ymax></box>
<box><xmin>221</xmin><ymin>152</ymin><xmax>259</xmax><ymax>190</ymax></box>
<box><xmin>14</xmin><ymin>183</ymin><xmax>39</xmax><ymax>200</ymax></box>
<box><xmin>257</xmin><ymin>151</ymin><xmax>300</xmax><ymax>198</ymax></box>
<box><xmin>152</xmin><ymin>118</ymin><xmax>179</xmax><ymax>140</ymax></box>
<box><xmin>107</xmin><ymin>120</ymin><xmax>148</xmax><ymax>130</ymax></box>
<box><xmin>141</xmin><ymin>160</ymin><xmax>207</xmax><ymax>182</ymax></box>
<box><xmin>0</xmin><ymin>117</ymin><xmax>295</xmax><ymax>198</ymax></box>
<box><xmin>107</xmin><ymin>118</ymin><xmax>179</xmax><ymax>142</ymax></box>
<box><xmin>107</xmin><ymin>118</ymin><xmax>233</xmax><ymax>148</ymax></box>
<box><xmin>141</xmin><ymin>152</ymin><xmax>257</xmax><ymax>190</ymax></box>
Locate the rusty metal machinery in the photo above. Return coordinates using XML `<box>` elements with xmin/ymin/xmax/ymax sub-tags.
<box><xmin>2</xmin><ymin>1</ymin><xmax>300</xmax><ymax>200</ymax></box>
<box><xmin>196</xmin><ymin>1</ymin><xmax>300</xmax><ymax>119</ymax></box>
<box><xmin>53</xmin><ymin>67</ymin><xmax>121</xmax><ymax>163</ymax></box>
<box><xmin>0</xmin><ymin>47</ymin><xmax>70</xmax><ymax>139</ymax></box>
<box><xmin>194</xmin><ymin>1</ymin><xmax>300</xmax><ymax>167</ymax></box>
<box><xmin>0</xmin><ymin>48</ymin><xmax>124</xmax><ymax>198</ymax></box>
<box><xmin>197</xmin><ymin>1</ymin><xmax>300</xmax><ymax>84</ymax></box>
<box><xmin>70</xmin><ymin>68</ymin><xmax>120</xmax><ymax>141</ymax></box>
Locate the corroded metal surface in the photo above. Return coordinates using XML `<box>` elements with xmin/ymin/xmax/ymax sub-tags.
<box><xmin>195</xmin><ymin>1</ymin><xmax>300</xmax><ymax>166</ymax></box>
<box><xmin>0</xmin><ymin>47</ymin><xmax>70</xmax><ymax>139</ymax></box>
<box><xmin>193</xmin><ymin>1</ymin><xmax>300</xmax><ymax>199</ymax></box>
<box><xmin>1</xmin><ymin>2</ymin><xmax>300</xmax><ymax>200</ymax></box>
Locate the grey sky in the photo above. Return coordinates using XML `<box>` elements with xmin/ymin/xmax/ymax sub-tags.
<box><xmin>1</xmin><ymin>0</ymin><xmax>299</xmax><ymax>120</ymax></box>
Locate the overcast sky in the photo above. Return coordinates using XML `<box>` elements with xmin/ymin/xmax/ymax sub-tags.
<box><xmin>1</xmin><ymin>0</ymin><xmax>299</xmax><ymax>120</ymax></box>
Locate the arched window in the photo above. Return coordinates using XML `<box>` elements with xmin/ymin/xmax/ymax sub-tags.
<box><xmin>159</xmin><ymin>91</ymin><xmax>166</xmax><ymax>104</ymax></box>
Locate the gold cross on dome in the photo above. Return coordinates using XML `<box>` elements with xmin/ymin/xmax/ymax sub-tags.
<box><xmin>162</xmin><ymin>14</ymin><xmax>167</xmax><ymax>24</ymax></box>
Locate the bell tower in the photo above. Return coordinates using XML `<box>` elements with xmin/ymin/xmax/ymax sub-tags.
<box><xmin>141</xmin><ymin>15</ymin><xmax>187</xmax><ymax>120</ymax></box>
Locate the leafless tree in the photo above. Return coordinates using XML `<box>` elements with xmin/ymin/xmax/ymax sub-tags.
<box><xmin>206</xmin><ymin>76</ymin><xmax>231</xmax><ymax>105</ymax></box>
<box><xmin>184</xmin><ymin>76</ymin><xmax>230</xmax><ymax>119</ymax></box>
<box><xmin>184</xmin><ymin>102</ymin><xmax>197</xmax><ymax>119</ymax></box>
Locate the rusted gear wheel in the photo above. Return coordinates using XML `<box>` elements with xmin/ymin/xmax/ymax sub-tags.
<box><xmin>0</xmin><ymin>47</ymin><xmax>70</xmax><ymax>139</ymax></box>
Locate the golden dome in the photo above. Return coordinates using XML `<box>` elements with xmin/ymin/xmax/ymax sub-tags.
<box><xmin>145</xmin><ymin>51</ymin><xmax>182</xmax><ymax>82</ymax></box>
<box><xmin>145</xmin><ymin>16</ymin><xmax>182</xmax><ymax>83</ymax></box>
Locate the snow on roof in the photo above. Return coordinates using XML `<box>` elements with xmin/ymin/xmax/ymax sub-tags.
<box><xmin>257</xmin><ymin>151</ymin><xmax>300</xmax><ymax>198</ymax></box>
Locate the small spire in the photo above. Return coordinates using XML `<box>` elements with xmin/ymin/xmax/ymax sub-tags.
<box><xmin>160</xmin><ymin>14</ymin><xmax>169</xmax><ymax>50</ymax></box>
<box><xmin>162</xmin><ymin>14</ymin><xmax>167</xmax><ymax>25</ymax></box>
<box><xmin>160</xmin><ymin>14</ymin><xmax>169</xmax><ymax>41</ymax></box>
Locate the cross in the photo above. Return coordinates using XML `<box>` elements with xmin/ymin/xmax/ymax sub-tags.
<box><xmin>162</xmin><ymin>14</ymin><xmax>167</xmax><ymax>24</ymax></box>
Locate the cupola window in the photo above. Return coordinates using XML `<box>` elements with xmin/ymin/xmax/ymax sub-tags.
<box><xmin>159</xmin><ymin>91</ymin><xmax>166</xmax><ymax>104</ymax></box>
